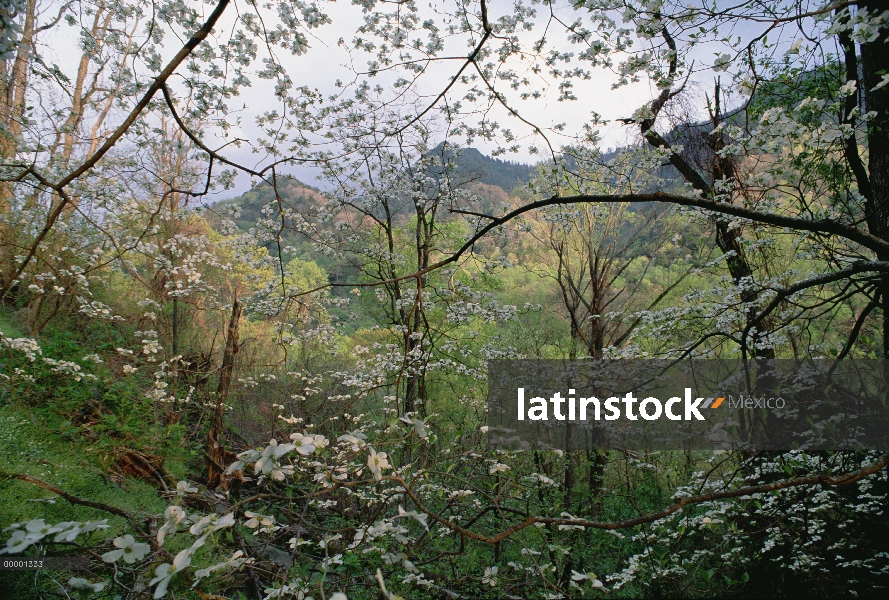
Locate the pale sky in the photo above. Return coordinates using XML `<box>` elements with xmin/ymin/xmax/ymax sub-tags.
<box><xmin>194</xmin><ymin>0</ymin><xmax>659</xmax><ymax>196</ymax></box>
<box><xmin>39</xmin><ymin>0</ymin><xmax>792</xmax><ymax>199</ymax></box>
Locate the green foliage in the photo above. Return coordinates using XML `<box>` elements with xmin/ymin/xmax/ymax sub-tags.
<box><xmin>284</xmin><ymin>257</ymin><xmax>329</xmax><ymax>294</ymax></box>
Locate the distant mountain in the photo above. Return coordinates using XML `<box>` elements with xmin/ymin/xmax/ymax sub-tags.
<box><xmin>212</xmin><ymin>177</ymin><xmax>323</xmax><ymax>234</ymax></box>
<box><xmin>213</xmin><ymin>148</ymin><xmax>536</xmax><ymax>227</ymax></box>
<box><xmin>425</xmin><ymin>144</ymin><xmax>535</xmax><ymax>193</ymax></box>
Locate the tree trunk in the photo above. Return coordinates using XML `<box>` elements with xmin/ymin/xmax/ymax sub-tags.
<box><xmin>860</xmin><ymin>1</ymin><xmax>889</xmax><ymax>354</ymax></box>
<box><xmin>206</xmin><ymin>294</ymin><xmax>241</xmax><ymax>488</ymax></box>
<box><xmin>0</xmin><ymin>0</ymin><xmax>35</xmax><ymax>287</ymax></box>
<box><xmin>587</xmin><ymin>449</ymin><xmax>606</xmax><ymax>516</ymax></box>
<box><xmin>708</xmin><ymin>83</ymin><xmax>775</xmax><ymax>359</ymax></box>
<box><xmin>640</xmin><ymin>77</ymin><xmax>771</xmax><ymax>358</ymax></box>
<box><xmin>0</xmin><ymin>0</ymin><xmax>35</xmax><ymax>147</ymax></box>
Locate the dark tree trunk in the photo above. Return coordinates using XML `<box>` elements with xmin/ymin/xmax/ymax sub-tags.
<box><xmin>206</xmin><ymin>294</ymin><xmax>241</xmax><ymax>488</ymax></box>
<box><xmin>709</xmin><ymin>85</ymin><xmax>775</xmax><ymax>360</ymax></box>
<box><xmin>587</xmin><ymin>449</ymin><xmax>606</xmax><ymax>516</ymax></box>
<box><xmin>860</xmin><ymin>1</ymin><xmax>889</xmax><ymax>354</ymax></box>
<box><xmin>641</xmin><ymin>80</ymin><xmax>772</xmax><ymax>358</ymax></box>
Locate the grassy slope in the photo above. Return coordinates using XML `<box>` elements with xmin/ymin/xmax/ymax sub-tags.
<box><xmin>0</xmin><ymin>309</ymin><xmax>187</xmax><ymax>597</ymax></box>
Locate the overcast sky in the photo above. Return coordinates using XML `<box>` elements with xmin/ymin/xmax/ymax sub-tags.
<box><xmin>43</xmin><ymin>0</ymin><xmax>783</xmax><ymax>200</ymax></box>
<box><xmin>190</xmin><ymin>0</ymin><xmax>661</xmax><ymax>197</ymax></box>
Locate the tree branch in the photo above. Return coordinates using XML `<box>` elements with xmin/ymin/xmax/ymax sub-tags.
<box><xmin>0</xmin><ymin>0</ymin><xmax>231</xmax><ymax>299</ymax></box>
<box><xmin>288</xmin><ymin>192</ymin><xmax>889</xmax><ymax>300</ymax></box>
<box><xmin>384</xmin><ymin>453</ymin><xmax>889</xmax><ymax>543</ymax></box>
<box><xmin>741</xmin><ymin>261</ymin><xmax>889</xmax><ymax>354</ymax></box>
<box><xmin>3</xmin><ymin>472</ymin><xmax>146</xmax><ymax>534</ymax></box>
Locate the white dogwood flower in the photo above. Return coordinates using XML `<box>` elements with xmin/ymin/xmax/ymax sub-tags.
<box><xmin>337</xmin><ymin>430</ymin><xmax>367</xmax><ymax>451</ymax></box>
<box><xmin>149</xmin><ymin>548</ymin><xmax>192</xmax><ymax>598</ymax></box>
<box><xmin>254</xmin><ymin>439</ymin><xmax>296</xmax><ymax>475</ymax></box>
<box><xmin>176</xmin><ymin>481</ymin><xmax>198</xmax><ymax>494</ymax></box>
<box><xmin>193</xmin><ymin>550</ymin><xmax>251</xmax><ymax>582</ymax></box>
<box><xmin>189</xmin><ymin>513</ymin><xmax>235</xmax><ymax>536</ymax></box>
<box><xmin>244</xmin><ymin>512</ymin><xmax>275</xmax><ymax>529</ymax></box>
<box><xmin>51</xmin><ymin>522</ymin><xmax>84</xmax><ymax>543</ymax></box>
<box><xmin>157</xmin><ymin>506</ymin><xmax>186</xmax><ymax>545</ymax></box>
<box><xmin>713</xmin><ymin>53</ymin><xmax>731</xmax><ymax>72</ymax></box>
<box><xmin>0</xmin><ymin>530</ymin><xmax>39</xmax><ymax>554</ymax></box>
<box><xmin>396</xmin><ymin>505</ymin><xmax>429</xmax><ymax>530</ymax></box>
<box><xmin>290</xmin><ymin>432</ymin><xmax>327</xmax><ymax>455</ymax></box>
<box><xmin>571</xmin><ymin>571</ymin><xmax>605</xmax><ymax>589</ymax></box>
<box><xmin>101</xmin><ymin>534</ymin><xmax>150</xmax><ymax>564</ymax></box>
<box><xmin>367</xmin><ymin>447</ymin><xmax>390</xmax><ymax>481</ymax></box>
<box><xmin>25</xmin><ymin>519</ymin><xmax>52</xmax><ymax>536</ymax></box>
<box><xmin>400</xmin><ymin>416</ymin><xmax>429</xmax><ymax>438</ymax></box>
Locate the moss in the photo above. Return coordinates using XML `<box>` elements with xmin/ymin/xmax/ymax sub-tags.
<box><xmin>0</xmin><ymin>309</ymin><xmax>24</xmax><ymax>338</ymax></box>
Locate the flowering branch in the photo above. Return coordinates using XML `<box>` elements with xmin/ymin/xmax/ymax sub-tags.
<box><xmin>0</xmin><ymin>0</ymin><xmax>233</xmax><ymax>300</ymax></box>
<box><xmin>383</xmin><ymin>453</ymin><xmax>889</xmax><ymax>543</ymax></box>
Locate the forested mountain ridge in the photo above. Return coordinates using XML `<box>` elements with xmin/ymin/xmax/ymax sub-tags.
<box><xmin>424</xmin><ymin>144</ymin><xmax>536</xmax><ymax>192</ymax></box>
<box><xmin>214</xmin><ymin>145</ymin><xmax>535</xmax><ymax>225</ymax></box>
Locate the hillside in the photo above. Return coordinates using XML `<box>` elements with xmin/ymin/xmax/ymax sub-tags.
<box><xmin>425</xmin><ymin>144</ymin><xmax>536</xmax><ymax>192</ymax></box>
<box><xmin>214</xmin><ymin>146</ymin><xmax>535</xmax><ymax>219</ymax></box>
<box><xmin>211</xmin><ymin>148</ymin><xmax>536</xmax><ymax>254</ymax></box>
